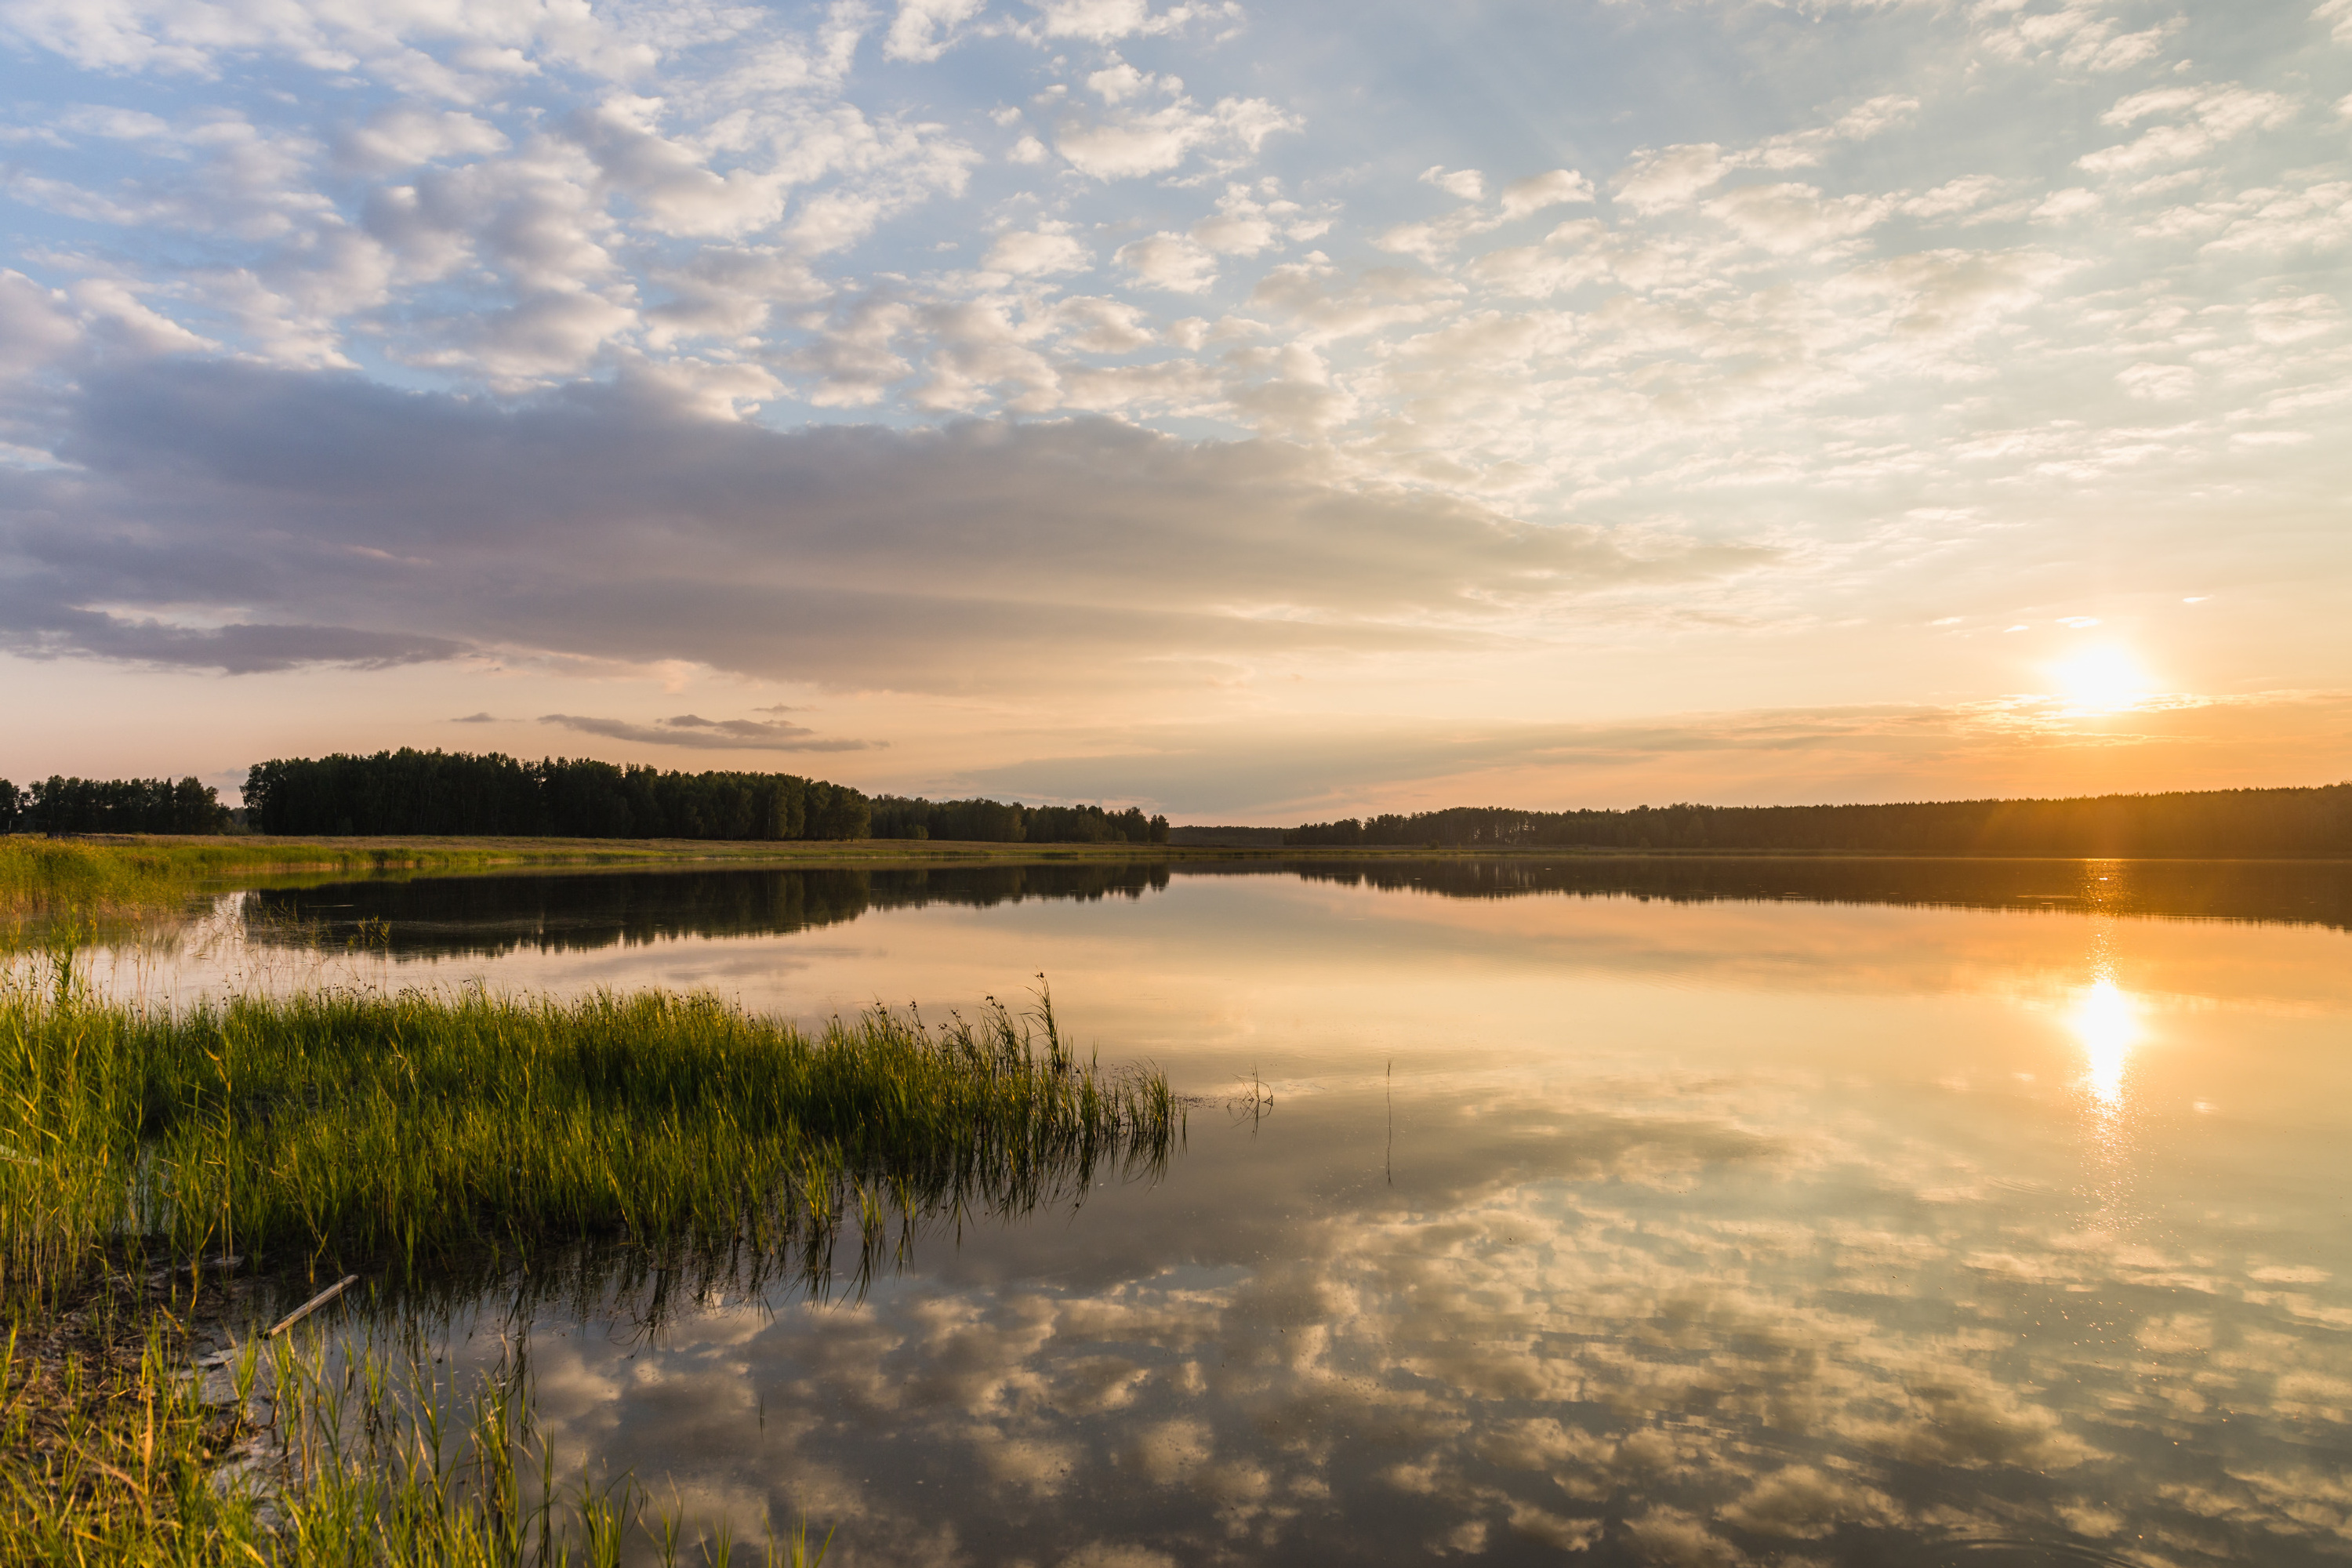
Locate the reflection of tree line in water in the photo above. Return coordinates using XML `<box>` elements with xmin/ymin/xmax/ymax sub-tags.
<box><xmin>1285</xmin><ymin>855</ymin><xmax>2352</xmax><ymax>929</ymax></box>
<box><xmin>243</xmin><ymin>855</ymin><xmax>2352</xmax><ymax>954</ymax></box>
<box><xmin>242</xmin><ymin>860</ymin><xmax>1178</xmax><ymax>956</ymax></box>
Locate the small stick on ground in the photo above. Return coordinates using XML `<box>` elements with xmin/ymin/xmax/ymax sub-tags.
<box><xmin>267</xmin><ymin>1274</ymin><xmax>358</xmax><ymax>1338</ymax></box>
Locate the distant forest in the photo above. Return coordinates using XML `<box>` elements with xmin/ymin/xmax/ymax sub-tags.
<box><xmin>1283</xmin><ymin>783</ymin><xmax>2352</xmax><ymax>858</ymax></box>
<box><xmin>239</xmin><ymin>751</ymin><xmax>871</xmax><ymax>840</ymax></box>
<box><xmin>0</xmin><ymin>775</ymin><xmax>231</xmax><ymax>835</ymax></box>
<box><xmin>8</xmin><ymin>756</ymin><xmax>2350</xmax><ymax>858</ymax></box>
<box><xmin>869</xmin><ymin>795</ymin><xmax>1168</xmax><ymax>844</ymax></box>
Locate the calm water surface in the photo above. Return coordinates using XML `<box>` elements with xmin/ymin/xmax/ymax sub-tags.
<box><xmin>107</xmin><ymin>858</ymin><xmax>2352</xmax><ymax>1566</ymax></box>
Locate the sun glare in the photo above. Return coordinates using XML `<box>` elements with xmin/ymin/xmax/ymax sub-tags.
<box><xmin>2071</xmin><ymin>975</ymin><xmax>2139</xmax><ymax>1110</ymax></box>
<box><xmin>2049</xmin><ymin>647</ymin><xmax>2153</xmax><ymax>711</ymax></box>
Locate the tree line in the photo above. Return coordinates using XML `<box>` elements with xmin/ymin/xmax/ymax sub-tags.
<box><xmin>0</xmin><ymin>776</ymin><xmax>231</xmax><ymax>835</ymax></box>
<box><xmin>869</xmin><ymin>795</ymin><xmax>1169</xmax><ymax>844</ymax></box>
<box><xmin>1283</xmin><ymin>783</ymin><xmax>2352</xmax><ymax>858</ymax></box>
<box><xmin>240</xmin><ymin>751</ymin><xmax>871</xmax><ymax>840</ymax></box>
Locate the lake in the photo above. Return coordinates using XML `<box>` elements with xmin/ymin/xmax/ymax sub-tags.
<box><xmin>93</xmin><ymin>855</ymin><xmax>2352</xmax><ymax>1566</ymax></box>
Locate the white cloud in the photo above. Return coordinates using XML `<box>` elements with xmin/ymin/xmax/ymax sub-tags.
<box><xmin>1611</xmin><ymin>95</ymin><xmax>1915</xmax><ymax>213</ymax></box>
<box><xmin>884</xmin><ymin>0</ymin><xmax>985</xmax><ymax>63</ymax></box>
<box><xmin>1975</xmin><ymin>1</ymin><xmax>2183</xmax><ymax>73</ymax></box>
<box><xmin>1702</xmin><ymin>183</ymin><xmax>1889</xmax><ymax>254</ymax></box>
<box><xmin>1419</xmin><ymin>165</ymin><xmax>1484</xmax><ymax>201</ymax></box>
<box><xmin>1055</xmin><ymin>93</ymin><xmax>1298</xmax><ymax>180</ymax></box>
<box><xmin>1497</xmin><ymin>169</ymin><xmax>1593</xmax><ymax>219</ymax></box>
<box><xmin>1899</xmin><ymin>175</ymin><xmax>2011</xmax><ymax>220</ymax></box>
<box><xmin>2079</xmin><ymin>85</ymin><xmax>2296</xmax><ymax>175</ymax></box>
<box><xmin>0</xmin><ymin>0</ymin><xmax>657</xmax><ymax>101</ymax></box>
<box><xmin>985</xmin><ymin>227</ymin><xmax>1093</xmax><ymax>274</ymax></box>
<box><xmin>2033</xmin><ymin>187</ymin><xmax>2101</xmax><ymax>220</ymax></box>
<box><xmin>0</xmin><ymin>270</ymin><xmax>82</xmax><ymax>377</ymax></box>
<box><xmin>1029</xmin><ymin>0</ymin><xmax>1236</xmax><ymax>42</ymax></box>
<box><xmin>2117</xmin><ymin>362</ymin><xmax>2194</xmax><ymax>401</ymax></box>
<box><xmin>1051</xmin><ymin>295</ymin><xmax>1155</xmax><ymax>352</ymax></box>
<box><xmin>1250</xmin><ymin>257</ymin><xmax>1459</xmax><ymax>342</ymax></box>
<box><xmin>1116</xmin><ymin>233</ymin><xmax>1217</xmax><ymax>292</ymax></box>
<box><xmin>337</xmin><ymin>107</ymin><xmax>510</xmax><ymax>174</ymax></box>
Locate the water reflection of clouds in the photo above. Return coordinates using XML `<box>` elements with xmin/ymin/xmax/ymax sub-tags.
<box><xmin>477</xmin><ymin>1083</ymin><xmax>2352</xmax><ymax>1567</ymax></box>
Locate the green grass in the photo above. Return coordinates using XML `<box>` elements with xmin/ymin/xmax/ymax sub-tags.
<box><xmin>0</xmin><ymin>833</ymin><xmax>1240</xmax><ymax>929</ymax></box>
<box><xmin>0</xmin><ymin>967</ymin><xmax>1175</xmax><ymax>1562</ymax></box>
<box><xmin>0</xmin><ymin>976</ymin><xmax>1176</xmax><ymax>1315</ymax></box>
<box><xmin>2</xmin><ymin>1308</ymin><xmax>836</xmax><ymax>1567</ymax></box>
<box><xmin>0</xmin><ymin>838</ymin><xmax>743</xmax><ymax>924</ymax></box>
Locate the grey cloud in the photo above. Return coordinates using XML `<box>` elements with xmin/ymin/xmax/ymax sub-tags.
<box><xmin>452</xmin><ymin>711</ymin><xmax>498</xmax><ymax>722</ymax></box>
<box><xmin>0</xmin><ymin>359</ymin><xmax>1769</xmax><ymax>691</ymax></box>
<box><xmin>538</xmin><ymin>713</ymin><xmax>879</xmax><ymax>752</ymax></box>
<box><xmin>0</xmin><ymin>592</ymin><xmax>469</xmax><ymax>673</ymax></box>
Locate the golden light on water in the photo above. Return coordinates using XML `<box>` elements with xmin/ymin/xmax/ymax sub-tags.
<box><xmin>2071</xmin><ymin>974</ymin><xmax>2140</xmax><ymax>1110</ymax></box>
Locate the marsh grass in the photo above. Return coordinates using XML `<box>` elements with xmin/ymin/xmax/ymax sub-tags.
<box><xmin>1</xmin><ymin>971</ymin><xmax>1177</xmax><ymax>1314</ymax></box>
<box><xmin>0</xmin><ymin>835</ymin><xmax>1211</xmax><ymax>931</ymax></box>
<box><xmin>1</xmin><ymin>960</ymin><xmax>1172</xmax><ymax>1561</ymax></box>
<box><xmin>1</xmin><ymin>1296</ymin><xmax>833</xmax><ymax>1567</ymax></box>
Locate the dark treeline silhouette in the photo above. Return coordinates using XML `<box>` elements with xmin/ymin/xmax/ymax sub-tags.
<box><xmin>242</xmin><ymin>750</ymin><xmax>869</xmax><ymax>840</ymax></box>
<box><xmin>869</xmin><ymin>795</ymin><xmax>1169</xmax><ymax>845</ymax></box>
<box><xmin>0</xmin><ymin>775</ymin><xmax>230</xmax><ymax>835</ymax></box>
<box><xmin>1168</xmin><ymin>825</ymin><xmax>1287</xmax><ymax>848</ymax></box>
<box><xmin>247</xmin><ymin>861</ymin><xmax>1176</xmax><ymax>960</ymax></box>
<box><xmin>1283</xmin><ymin>783</ymin><xmax>2352</xmax><ymax>858</ymax></box>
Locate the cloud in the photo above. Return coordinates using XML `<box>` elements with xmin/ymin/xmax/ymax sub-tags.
<box><xmin>1029</xmin><ymin>0</ymin><xmax>1236</xmax><ymax>43</ymax></box>
<box><xmin>539</xmin><ymin>713</ymin><xmax>878</xmax><ymax>750</ymax></box>
<box><xmin>0</xmin><ymin>360</ymin><xmax>1759</xmax><ymax>694</ymax></box>
<box><xmin>884</xmin><ymin>0</ymin><xmax>985</xmax><ymax>63</ymax></box>
<box><xmin>452</xmin><ymin>711</ymin><xmax>498</xmax><ymax>722</ymax></box>
<box><xmin>1610</xmin><ymin>95</ymin><xmax>1916</xmax><ymax>213</ymax></box>
<box><xmin>0</xmin><ymin>596</ymin><xmax>470</xmax><ymax>673</ymax></box>
<box><xmin>1702</xmin><ymin>182</ymin><xmax>1889</xmax><ymax>254</ymax></box>
<box><xmin>1497</xmin><ymin>169</ymin><xmax>1592</xmax><ymax>219</ymax></box>
<box><xmin>1054</xmin><ymin>94</ymin><xmax>1297</xmax><ymax>180</ymax></box>
<box><xmin>1419</xmin><ymin>165</ymin><xmax>1483</xmax><ymax>201</ymax></box>
<box><xmin>0</xmin><ymin>0</ymin><xmax>656</xmax><ymax>101</ymax></box>
<box><xmin>1116</xmin><ymin>234</ymin><xmax>1218</xmax><ymax>292</ymax></box>
<box><xmin>1377</xmin><ymin>169</ymin><xmax>1596</xmax><ymax>260</ymax></box>
<box><xmin>985</xmin><ymin>228</ymin><xmax>1093</xmax><ymax>275</ymax></box>
<box><xmin>335</xmin><ymin>107</ymin><xmax>509</xmax><ymax>175</ymax></box>
<box><xmin>2078</xmin><ymin>84</ymin><xmax>2296</xmax><ymax>175</ymax></box>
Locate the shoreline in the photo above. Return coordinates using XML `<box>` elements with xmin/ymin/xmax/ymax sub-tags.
<box><xmin>28</xmin><ymin>832</ymin><xmax>2352</xmax><ymax>869</ymax></box>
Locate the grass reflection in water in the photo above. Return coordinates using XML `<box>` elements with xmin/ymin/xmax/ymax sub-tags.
<box><xmin>0</xmin><ymin>967</ymin><xmax>1179</xmax><ymax>1564</ymax></box>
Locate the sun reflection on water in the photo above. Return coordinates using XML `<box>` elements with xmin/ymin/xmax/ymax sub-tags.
<box><xmin>2071</xmin><ymin>972</ymin><xmax>2139</xmax><ymax>1111</ymax></box>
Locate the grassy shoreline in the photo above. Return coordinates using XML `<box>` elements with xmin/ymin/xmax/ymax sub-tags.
<box><xmin>0</xmin><ymin>975</ymin><xmax>1176</xmax><ymax>1563</ymax></box>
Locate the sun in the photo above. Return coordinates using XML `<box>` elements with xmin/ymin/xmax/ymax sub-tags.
<box><xmin>2049</xmin><ymin>646</ymin><xmax>2153</xmax><ymax>710</ymax></box>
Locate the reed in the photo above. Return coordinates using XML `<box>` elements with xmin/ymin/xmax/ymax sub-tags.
<box><xmin>0</xmin><ymin>975</ymin><xmax>1176</xmax><ymax>1316</ymax></box>
<box><xmin>1</xmin><ymin>1302</ymin><xmax>834</xmax><ymax>1566</ymax></box>
<box><xmin>1</xmin><ymin>967</ymin><xmax>1173</xmax><ymax>1562</ymax></box>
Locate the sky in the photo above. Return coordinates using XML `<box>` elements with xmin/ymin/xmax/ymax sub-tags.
<box><xmin>0</xmin><ymin>0</ymin><xmax>2347</xmax><ymax>819</ymax></box>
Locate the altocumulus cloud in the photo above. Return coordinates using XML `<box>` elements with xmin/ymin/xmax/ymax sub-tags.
<box><xmin>0</xmin><ymin>360</ymin><xmax>1768</xmax><ymax>693</ymax></box>
<box><xmin>539</xmin><ymin>713</ymin><xmax>880</xmax><ymax>752</ymax></box>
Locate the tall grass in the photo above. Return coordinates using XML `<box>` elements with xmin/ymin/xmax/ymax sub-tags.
<box><xmin>0</xmin><ymin>971</ymin><xmax>1177</xmax><ymax>1316</ymax></box>
<box><xmin>2</xmin><ymin>1307</ymin><xmax>835</xmax><ymax>1566</ymax></box>
<box><xmin>1</xmin><ymin>964</ymin><xmax>1174</xmax><ymax>1562</ymax></box>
